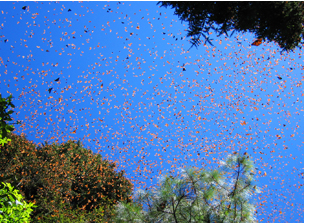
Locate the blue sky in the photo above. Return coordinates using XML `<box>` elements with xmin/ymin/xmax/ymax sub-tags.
<box><xmin>0</xmin><ymin>1</ymin><xmax>304</xmax><ymax>222</ymax></box>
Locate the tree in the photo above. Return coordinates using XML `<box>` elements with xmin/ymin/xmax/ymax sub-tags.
<box><xmin>0</xmin><ymin>95</ymin><xmax>35</xmax><ymax>222</ymax></box>
<box><xmin>0</xmin><ymin>182</ymin><xmax>37</xmax><ymax>223</ymax></box>
<box><xmin>0</xmin><ymin>134</ymin><xmax>133</xmax><ymax>222</ymax></box>
<box><xmin>114</xmin><ymin>153</ymin><xmax>260</xmax><ymax>223</ymax></box>
<box><xmin>0</xmin><ymin>94</ymin><xmax>20</xmax><ymax>146</ymax></box>
<box><xmin>158</xmin><ymin>1</ymin><xmax>304</xmax><ymax>52</ymax></box>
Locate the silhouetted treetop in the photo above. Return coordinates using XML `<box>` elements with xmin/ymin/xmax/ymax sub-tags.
<box><xmin>159</xmin><ymin>1</ymin><xmax>304</xmax><ymax>52</ymax></box>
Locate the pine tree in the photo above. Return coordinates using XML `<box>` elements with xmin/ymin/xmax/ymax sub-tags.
<box><xmin>114</xmin><ymin>153</ymin><xmax>260</xmax><ymax>223</ymax></box>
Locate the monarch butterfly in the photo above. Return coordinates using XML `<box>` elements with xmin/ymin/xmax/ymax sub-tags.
<box><xmin>251</xmin><ymin>38</ymin><xmax>263</xmax><ymax>46</ymax></box>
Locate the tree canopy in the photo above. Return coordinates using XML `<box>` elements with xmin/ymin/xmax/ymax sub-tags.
<box><xmin>0</xmin><ymin>95</ymin><xmax>34</xmax><ymax>223</ymax></box>
<box><xmin>0</xmin><ymin>182</ymin><xmax>37</xmax><ymax>223</ymax></box>
<box><xmin>0</xmin><ymin>134</ymin><xmax>133</xmax><ymax>222</ymax></box>
<box><xmin>158</xmin><ymin>1</ymin><xmax>304</xmax><ymax>52</ymax></box>
<box><xmin>0</xmin><ymin>94</ymin><xmax>20</xmax><ymax>146</ymax></box>
<box><xmin>114</xmin><ymin>153</ymin><xmax>260</xmax><ymax>223</ymax></box>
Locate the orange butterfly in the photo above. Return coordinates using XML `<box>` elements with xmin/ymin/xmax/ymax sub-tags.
<box><xmin>251</xmin><ymin>38</ymin><xmax>263</xmax><ymax>46</ymax></box>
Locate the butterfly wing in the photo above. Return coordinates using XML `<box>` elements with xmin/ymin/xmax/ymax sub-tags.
<box><xmin>251</xmin><ymin>38</ymin><xmax>263</xmax><ymax>46</ymax></box>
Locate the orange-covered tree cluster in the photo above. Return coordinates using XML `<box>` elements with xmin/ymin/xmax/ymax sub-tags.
<box><xmin>0</xmin><ymin>133</ymin><xmax>133</xmax><ymax>222</ymax></box>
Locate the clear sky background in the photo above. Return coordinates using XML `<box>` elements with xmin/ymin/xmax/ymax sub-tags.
<box><xmin>0</xmin><ymin>1</ymin><xmax>305</xmax><ymax>222</ymax></box>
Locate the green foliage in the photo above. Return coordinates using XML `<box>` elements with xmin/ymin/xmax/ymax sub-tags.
<box><xmin>0</xmin><ymin>182</ymin><xmax>37</xmax><ymax>223</ymax></box>
<box><xmin>114</xmin><ymin>153</ymin><xmax>260</xmax><ymax>223</ymax></box>
<box><xmin>158</xmin><ymin>1</ymin><xmax>304</xmax><ymax>52</ymax></box>
<box><xmin>0</xmin><ymin>133</ymin><xmax>133</xmax><ymax>222</ymax></box>
<box><xmin>0</xmin><ymin>95</ymin><xmax>31</xmax><ymax>222</ymax></box>
<box><xmin>0</xmin><ymin>94</ymin><xmax>20</xmax><ymax>146</ymax></box>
